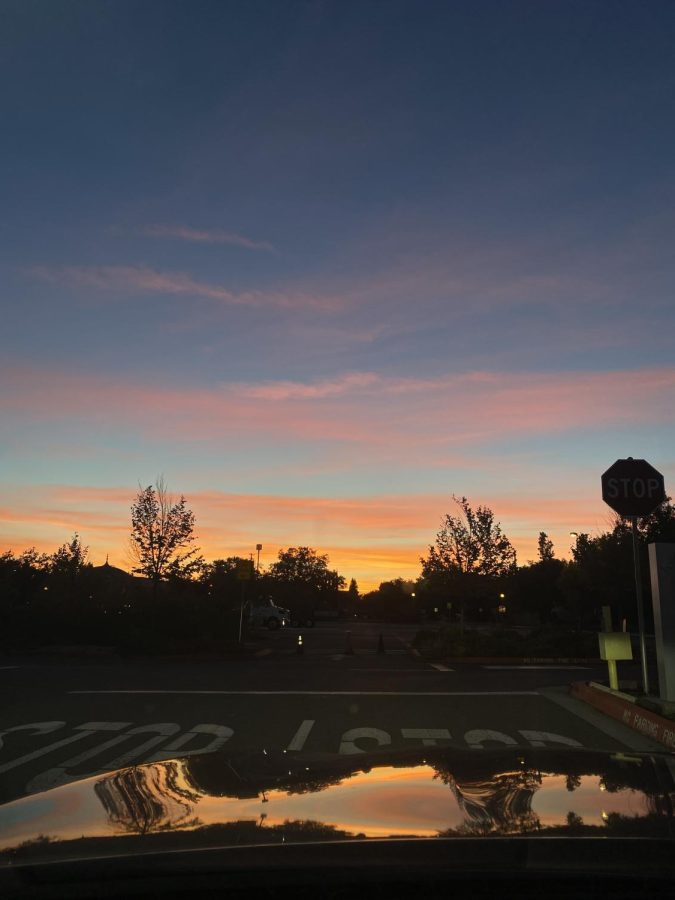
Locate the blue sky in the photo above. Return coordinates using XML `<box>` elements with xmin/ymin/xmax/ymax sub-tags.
<box><xmin>2</xmin><ymin>0</ymin><xmax>674</xmax><ymax>586</ymax></box>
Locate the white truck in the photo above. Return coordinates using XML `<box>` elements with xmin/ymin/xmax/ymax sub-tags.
<box><xmin>248</xmin><ymin>598</ymin><xmax>288</xmax><ymax>630</ymax></box>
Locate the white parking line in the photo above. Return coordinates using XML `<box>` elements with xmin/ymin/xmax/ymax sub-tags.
<box><xmin>286</xmin><ymin>719</ymin><xmax>315</xmax><ymax>751</ymax></box>
<box><xmin>429</xmin><ymin>663</ymin><xmax>454</xmax><ymax>672</ymax></box>
<box><xmin>70</xmin><ymin>690</ymin><xmax>539</xmax><ymax>696</ymax></box>
<box><xmin>349</xmin><ymin>668</ymin><xmax>441</xmax><ymax>673</ymax></box>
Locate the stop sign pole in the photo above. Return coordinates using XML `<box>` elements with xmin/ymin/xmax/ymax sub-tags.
<box><xmin>601</xmin><ymin>458</ymin><xmax>666</xmax><ymax>695</ymax></box>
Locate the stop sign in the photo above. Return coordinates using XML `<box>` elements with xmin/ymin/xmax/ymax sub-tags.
<box><xmin>601</xmin><ymin>458</ymin><xmax>666</xmax><ymax>517</ymax></box>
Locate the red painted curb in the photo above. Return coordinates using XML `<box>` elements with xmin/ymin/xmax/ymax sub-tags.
<box><xmin>571</xmin><ymin>682</ymin><xmax>675</xmax><ymax>750</ymax></box>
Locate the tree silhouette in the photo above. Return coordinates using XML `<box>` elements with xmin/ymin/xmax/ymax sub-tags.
<box><xmin>269</xmin><ymin>547</ymin><xmax>345</xmax><ymax>593</ymax></box>
<box><xmin>422</xmin><ymin>496</ymin><xmax>516</xmax><ymax>579</ymax></box>
<box><xmin>50</xmin><ymin>533</ymin><xmax>89</xmax><ymax>577</ymax></box>
<box><xmin>129</xmin><ymin>478</ymin><xmax>203</xmax><ymax>597</ymax></box>
<box><xmin>421</xmin><ymin>496</ymin><xmax>516</xmax><ymax>626</ymax></box>
<box><xmin>537</xmin><ymin>531</ymin><xmax>555</xmax><ymax>562</ymax></box>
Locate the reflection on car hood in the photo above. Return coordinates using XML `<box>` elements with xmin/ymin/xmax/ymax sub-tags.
<box><xmin>1</xmin><ymin>747</ymin><xmax>674</xmax><ymax>865</ymax></box>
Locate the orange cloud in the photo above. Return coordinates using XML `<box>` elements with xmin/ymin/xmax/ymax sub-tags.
<box><xmin>0</xmin><ymin>484</ymin><xmax>612</xmax><ymax>590</ymax></box>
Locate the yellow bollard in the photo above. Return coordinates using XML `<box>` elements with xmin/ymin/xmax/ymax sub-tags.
<box><xmin>599</xmin><ymin>631</ymin><xmax>632</xmax><ymax>691</ymax></box>
<box><xmin>601</xmin><ymin>607</ymin><xmax>617</xmax><ymax>690</ymax></box>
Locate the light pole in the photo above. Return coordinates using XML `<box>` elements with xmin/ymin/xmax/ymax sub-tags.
<box><xmin>256</xmin><ymin>543</ymin><xmax>262</xmax><ymax>574</ymax></box>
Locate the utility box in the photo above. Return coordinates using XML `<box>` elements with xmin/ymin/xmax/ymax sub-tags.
<box><xmin>598</xmin><ymin>631</ymin><xmax>633</xmax><ymax>661</ymax></box>
<box><xmin>649</xmin><ymin>542</ymin><xmax>675</xmax><ymax>702</ymax></box>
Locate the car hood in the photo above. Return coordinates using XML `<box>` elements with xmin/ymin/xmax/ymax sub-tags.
<box><xmin>1</xmin><ymin>746</ymin><xmax>674</xmax><ymax>866</ymax></box>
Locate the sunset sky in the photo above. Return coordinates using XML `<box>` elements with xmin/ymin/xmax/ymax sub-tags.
<box><xmin>2</xmin><ymin>1</ymin><xmax>674</xmax><ymax>589</ymax></box>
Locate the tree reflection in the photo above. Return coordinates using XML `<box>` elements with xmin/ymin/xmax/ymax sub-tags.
<box><xmin>436</xmin><ymin>764</ymin><xmax>543</xmax><ymax>835</ymax></box>
<box><xmin>95</xmin><ymin>761</ymin><xmax>201</xmax><ymax>835</ymax></box>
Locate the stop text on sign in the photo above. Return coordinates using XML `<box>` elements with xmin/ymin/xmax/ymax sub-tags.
<box><xmin>604</xmin><ymin>477</ymin><xmax>662</xmax><ymax>500</ymax></box>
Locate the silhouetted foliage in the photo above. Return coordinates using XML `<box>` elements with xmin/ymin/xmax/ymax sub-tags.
<box><xmin>422</xmin><ymin>496</ymin><xmax>517</xmax><ymax>579</ymax></box>
<box><xmin>420</xmin><ymin>497</ymin><xmax>516</xmax><ymax>625</ymax></box>
<box><xmin>260</xmin><ymin>546</ymin><xmax>346</xmax><ymax>617</ymax></box>
<box><xmin>50</xmin><ymin>533</ymin><xmax>89</xmax><ymax>576</ymax></box>
<box><xmin>508</xmin><ymin>556</ymin><xmax>567</xmax><ymax>624</ymax></box>
<box><xmin>537</xmin><ymin>531</ymin><xmax>555</xmax><ymax>562</ymax></box>
<box><xmin>4</xmin><ymin>493</ymin><xmax>674</xmax><ymax>654</ymax></box>
<box><xmin>129</xmin><ymin>478</ymin><xmax>203</xmax><ymax>596</ymax></box>
<box><xmin>359</xmin><ymin>579</ymin><xmax>418</xmax><ymax>621</ymax></box>
<box><xmin>268</xmin><ymin>546</ymin><xmax>345</xmax><ymax>592</ymax></box>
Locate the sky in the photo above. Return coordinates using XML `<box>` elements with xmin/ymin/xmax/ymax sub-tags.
<box><xmin>2</xmin><ymin>0</ymin><xmax>675</xmax><ymax>589</ymax></box>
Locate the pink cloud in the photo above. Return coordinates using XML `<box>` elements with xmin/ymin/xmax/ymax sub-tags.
<box><xmin>241</xmin><ymin>372</ymin><xmax>382</xmax><ymax>400</ymax></box>
<box><xmin>29</xmin><ymin>265</ymin><xmax>338</xmax><ymax>311</ymax></box>
<box><xmin>2</xmin><ymin>365</ymin><xmax>674</xmax><ymax>452</ymax></box>
<box><xmin>140</xmin><ymin>224</ymin><xmax>277</xmax><ymax>253</ymax></box>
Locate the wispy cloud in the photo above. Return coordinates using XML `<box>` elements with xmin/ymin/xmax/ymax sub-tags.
<box><xmin>3</xmin><ymin>364</ymin><xmax>675</xmax><ymax>449</ymax></box>
<box><xmin>30</xmin><ymin>265</ymin><xmax>338</xmax><ymax>311</ymax></box>
<box><xmin>241</xmin><ymin>372</ymin><xmax>382</xmax><ymax>400</ymax></box>
<box><xmin>140</xmin><ymin>224</ymin><xmax>277</xmax><ymax>254</ymax></box>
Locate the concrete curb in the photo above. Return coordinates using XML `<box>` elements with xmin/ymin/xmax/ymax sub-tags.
<box><xmin>571</xmin><ymin>681</ymin><xmax>675</xmax><ymax>750</ymax></box>
<box><xmin>418</xmin><ymin>656</ymin><xmax>600</xmax><ymax>665</ymax></box>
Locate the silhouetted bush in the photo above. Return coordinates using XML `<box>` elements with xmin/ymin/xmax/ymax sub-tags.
<box><xmin>412</xmin><ymin>624</ymin><xmax>598</xmax><ymax>659</ymax></box>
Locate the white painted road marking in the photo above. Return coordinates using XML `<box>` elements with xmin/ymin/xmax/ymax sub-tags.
<box><xmin>340</xmin><ymin>727</ymin><xmax>391</xmax><ymax>754</ymax></box>
<box><xmin>0</xmin><ymin>721</ymin><xmax>65</xmax><ymax>751</ymax></box>
<box><xmin>25</xmin><ymin>723</ymin><xmax>233</xmax><ymax>793</ymax></box>
<box><xmin>464</xmin><ymin>729</ymin><xmax>519</xmax><ymax>749</ymax></box>
<box><xmin>401</xmin><ymin>728</ymin><xmax>452</xmax><ymax>746</ymax></box>
<box><xmin>286</xmin><ymin>719</ymin><xmax>315</xmax><ymax>752</ymax></box>
<box><xmin>148</xmin><ymin>724</ymin><xmax>233</xmax><ymax>762</ymax></box>
<box><xmin>519</xmin><ymin>730</ymin><xmax>581</xmax><ymax>748</ymax></box>
<box><xmin>103</xmin><ymin>723</ymin><xmax>183</xmax><ymax>770</ymax></box>
<box><xmin>70</xmin><ymin>690</ymin><xmax>539</xmax><ymax>696</ymax></box>
<box><xmin>430</xmin><ymin>663</ymin><xmax>454</xmax><ymax>672</ymax></box>
<box><xmin>349</xmin><ymin>668</ymin><xmax>442</xmax><ymax>673</ymax></box>
<box><xmin>0</xmin><ymin>718</ymin><xmax>596</xmax><ymax>797</ymax></box>
<box><xmin>0</xmin><ymin>722</ymin><xmax>130</xmax><ymax>774</ymax></box>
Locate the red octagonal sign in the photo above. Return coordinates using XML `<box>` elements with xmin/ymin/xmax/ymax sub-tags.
<box><xmin>601</xmin><ymin>458</ymin><xmax>666</xmax><ymax>518</ymax></box>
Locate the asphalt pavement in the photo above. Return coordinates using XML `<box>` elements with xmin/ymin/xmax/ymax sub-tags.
<box><xmin>0</xmin><ymin>622</ymin><xmax>662</xmax><ymax>806</ymax></box>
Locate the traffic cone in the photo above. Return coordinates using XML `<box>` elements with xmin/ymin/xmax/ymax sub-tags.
<box><xmin>344</xmin><ymin>631</ymin><xmax>354</xmax><ymax>655</ymax></box>
<box><xmin>297</xmin><ymin>634</ymin><xmax>304</xmax><ymax>655</ymax></box>
<box><xmin>377</xmin><ymin>633</ymin><xmax>385</xmax><ymax>654</ymax></box>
